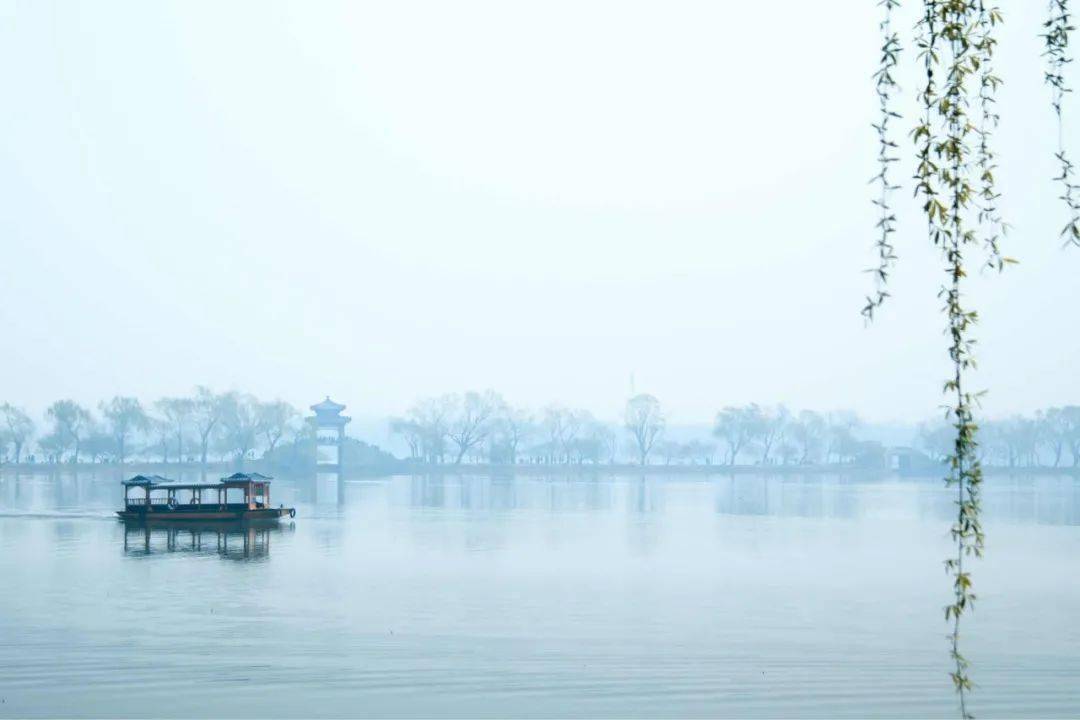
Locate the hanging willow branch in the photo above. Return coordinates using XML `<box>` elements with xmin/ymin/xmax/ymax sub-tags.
<box><xmin>915</xmin><ymin>0</ymin><xmax>941</xmax><ymax>239</ymax></box>
<box><xmin>936</xmin><ymin>7</ymin><xmax>985</xmax><ymax>718</ymax></box>
<box><xmin>1044</xmin><ymin>0</ymin><xmax>1080</xmax><ymax>245</ymax></box>
<box><xmin>873</xmin><ymin>2</ymin><xmax>1004</xmax><ymax>716</ymax></box>
<box><xmin>864</xmin><ymin>0</ymin><xmax>902</xmax><ymax>321</ymax></box>
<box><xmin>975</xmin><ymin>2</ymin><xmax>1007</xmax><ymax>268</ymax></box>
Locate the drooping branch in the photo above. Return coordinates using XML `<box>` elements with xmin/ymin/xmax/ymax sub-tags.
<box><xmin>933</xmin><ymin>4</ymin><xmax>987</xmax><ymax>717</ymax></box>
<box><xmin>915</xmin><ymin>1</ymin><xmax>945</xmax><ymax>246</ymax></box>
<box><xmin>1044</xmin><ymin>0</ymin><xmax>1080</xmax><ymax>245</ymax></box>
<box><xmin>975</xmin><ymin>1</ymin><xmax>1008</xmax><ymax>267</ymax></box>
<box><xmin>864</xmin><ymin>0</ymin><xmax>903</xmax><ymax>320</ymax></box>
<box><xmin>875</xmin><ymin>2</ymin><xmax>999</xmax><ymax>716</ymax></box>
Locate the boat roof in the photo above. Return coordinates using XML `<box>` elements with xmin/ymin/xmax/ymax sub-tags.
<box><xmin>123</xmin><ymin>472</ymin><xmax>274</xmax><ymax>488</ymax></box>
<box><xmin>122</xmin><ymin>474</ymin><xmax>173</xmax><ymax>486</ymax></box>
<box><xmin>223</xmin><ymin>472</ymin><xmax>274</xmax><ymax>482</ymax></box>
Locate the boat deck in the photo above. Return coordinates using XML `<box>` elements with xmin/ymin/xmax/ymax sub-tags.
<box><xmin>116</xmin><ymin>503</ymin><xmax>293</xmax><ymax>522</ymax></box>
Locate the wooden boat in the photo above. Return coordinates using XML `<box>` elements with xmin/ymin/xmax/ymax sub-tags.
<box><xmin>117</xmin><ymin>472</ymin><xmax>295</xmax><ymax>522</ymax></box>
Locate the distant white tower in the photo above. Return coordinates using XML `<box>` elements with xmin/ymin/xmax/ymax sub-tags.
<box><xmin>310</xmin><ymin>396</ymin><xmax>350</xmax><ymax>469</ymax></box>
<box><xmin>309</xmin><ymin>398</ymin><xmax>350</xmax><ymax>505</ymax></box>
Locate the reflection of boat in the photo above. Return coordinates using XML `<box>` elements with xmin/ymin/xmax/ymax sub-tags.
<box><xmin>117</xmin><ymin>473</ymin><xmax>295</xmax><ymax>521</ymax></box>
<box><xmin>122</xmin><ymin>519</ymin><xmax>284</xmax><ymax>560</ymax></box>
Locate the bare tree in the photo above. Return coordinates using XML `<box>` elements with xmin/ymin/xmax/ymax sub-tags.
<box><xmin>595</xmin><ymin>424</ymin><xmax>619</xmax><ymax>464</ymax></box>
<box><xmin>1063</xmin><ymin>406</ymin><xmax>1080</xmax><ymax>467</ymax></box>
<box><xmin>492</xmin><ymin>406</ymin><xmax>534</xmax><ymax>465</ymax></box>
<box><xmin>656</xmin><ymin>439</ymin><xmax>684</xmax><ymax>465</ymax></box>
<box><xmin>540</xmin><ymin>406</ymin><xmax>566</xmax><ymax>462</ymax></box>
<box><xmin>46</xmin><ymin>399</ymin><xmax>92</xmax><ymax>463</ymax></box>
<box><xmin>568</xmin><ymin>422</ymin><xmax>607</xmax><ymax>464</ymax></box>
<box><xmin>918</xmin><ymin>421</ymin><xmax>954</xmax><ymax>463</ymax></box>
<box><xmin>408</xmin><ymin>395</ymin><xmax>454</xmax><ymax>464</ymax></box>
<box><xmin>100</xmin><ymin>396</ymin><xmax>149</xmax><ymax>464</ymax></box>
<box><xmin>825</xmin><ymin>411</ymin><xmax>861</xmax><ymax>464</ymax></box>
<box><xmin>777</xmin><ymin>440</ymin><xmax>799</xmax><ymax>465</ymax></box>
<box><xmin>1036</xmin><ymin>407</ymin><xmax>1069</xmax><ymax>467</ymax></box>
<box><xmin>148</xmin><ymin>417</ymin><xmax>173</xmax><ymax>463</ymax></box>
<box><xmin>541</xmin><ymin>405</ymin><xmax>590</xmax><ymax>463</ymax></box>
<box><xmin>191</xmin><ymin>386</ymin><xmax>228</xmax><ymax>465</ymax></box>
<box><xmin>82</xmin><ymin>429</ymin><xmax>115</xmax><ymax>463</ymax></box>
<box><xmin>155</xmin><ymin>397</ymin><xmax>194</xmax><ymax>462</ymax></box>
<box><xmin>258</xmin><ymin>400</ymin><xmax>299</xmax><ymax>455</ymax></box>
<box><xmin>624</xmin><ymin>394</ymin><xmax>665</xmax><ymax>466</ymax></box>
<box><xmin>788</xmin><ymin>410</ymin><xmax>826</xmax><ymax>464</ymax></box>
<box><xmin>389</xmin><ymin>417</ymin><xmax>423</xmax><ymax>460</ymax></box>
<box><xmin>447</xmin><ymin>390</ymin><xmax>505</xmax><ymax>464</ymax></box>
<box><xmin>684</xmin><ymin>439</ymin><xmax>716</xmax><ymax>465</ymax></box>
<box><xmin>220</xmin><ymin>393</ymin><xmax>261</xmax><ymax>462</ymax></box>
<box><xmin>37</xmin><ymin>431</ymin><xmax>67</xmax><ymax>464</ymax></box>
<box><xmin>713</xmin><ymin>405</ymin><xmax>755</xmax><ymax>465</ymax></box>
<box><xmin>0</xmin><ymin>404</ymin><xmax>35</xmax><ymax>463</ymax></box>
<box><xmin>755</xmin><ymin>405</ymin><xmax>790</xmax><ymax>464</ymax></box>
<box><xmin>563</xmin><ymin>410</ymin><xmax>593</xmax><ymax>461</ymax></box>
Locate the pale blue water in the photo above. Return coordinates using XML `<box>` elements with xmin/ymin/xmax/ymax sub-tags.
<box><xmin>0</xmin><ymin>470</ymin><xmax>1078</xmax><ymax>718</ymax></box>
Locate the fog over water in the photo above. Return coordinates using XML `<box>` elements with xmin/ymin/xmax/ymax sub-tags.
<box><xmin>1</xmin><ymin>469</ymin><xmax>1079</xmax><ymax>718</ymax></box>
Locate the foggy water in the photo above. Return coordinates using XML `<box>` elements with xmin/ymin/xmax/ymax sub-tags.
<box><xmin>1</xmin><ymin>470</ymin><xmax>1078</xmax><ymax>718</ymax></box>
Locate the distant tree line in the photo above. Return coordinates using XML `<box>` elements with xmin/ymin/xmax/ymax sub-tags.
<box><xmin>389</xmin><ymin>390</ymin><xmax>624</xmax><ymax>466</ymax></box>
<box><xmin>918</xmin><ymin>407</ymin><xmax>1080</xmax><ymax>468</ymax></box>
<box><xmin>4</xmin><ymin>391</ymin><xmax>1079</xmax><ymax>471</ymax></box>
<box><xmin>389</xmin><ymin>393</ymin><xmax>888</xmax><ymax>468</ymax></box>
<box><xmin>0</xmin><ymin>388</ymin><xmax>303</xmax><ymax>466</ymax></box>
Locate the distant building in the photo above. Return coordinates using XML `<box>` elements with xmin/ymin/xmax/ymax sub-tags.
<box><xmin>886</xmin><ymin>446</ymin><xmax>936</xmax><ymax>475</ymax></box>
<box><xmin>310</xmin><ymin>397</ymin><xmax>350</xmax><ymax>472</ymax></box>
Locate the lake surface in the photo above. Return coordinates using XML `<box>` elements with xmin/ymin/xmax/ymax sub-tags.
<box><xmin>1</xmin><ymin>469</ymin><xmax>1078</xmax><ymax>718</ymax></box>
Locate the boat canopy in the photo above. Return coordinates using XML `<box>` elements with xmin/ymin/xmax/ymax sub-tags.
<box><xmin>122</xmin><ymin>473</ymin><xmax>274</xmax><ymax>490</ymax></box>
<box><xmin>223</xmin><ymin>472</ymin><xmax>274</xmax><ymax>482</ymax></box>
<box><xmin>122</xmin><ymin>475</ymin><xmax>173</xmax><ymax>487</ymax></box>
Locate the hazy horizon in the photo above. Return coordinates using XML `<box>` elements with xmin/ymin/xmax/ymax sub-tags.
<box><xmin>2</xmin><ymin>1</ymin><xmax>1077</xmax><ymax>425</ymax></box>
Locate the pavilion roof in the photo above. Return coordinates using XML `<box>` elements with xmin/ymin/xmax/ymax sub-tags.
<box><xmin>310</xmin><ymin>396</ymin><xmax>346</xmax><ymax>413</ymax></box>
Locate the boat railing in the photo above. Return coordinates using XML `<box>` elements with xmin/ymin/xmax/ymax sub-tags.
<box><xmin>125</xmin><ymin>500</ymin><xmax>253</xmax><ymax>509</ymax></box>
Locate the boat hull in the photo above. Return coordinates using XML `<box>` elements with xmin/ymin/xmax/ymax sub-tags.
<box><xmin>116</xmin><ymin>507</ymin><xmax>294</xmax><ymax>522</ymax></box>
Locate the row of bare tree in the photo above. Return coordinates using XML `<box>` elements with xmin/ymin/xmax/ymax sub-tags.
<box><xmin>389</xmin><ymin>394</ymin><xmax>878</xmax><ymax>467</ymax></box>
<box><xmin>8</xmin><ymin>389</ymin><xmax>1074</xmax><ymax>469</ymax></box>
<box><xmin>0</xmin><ymin>389</ymin><xmax>301</xmax><ymax>465</ymax></box>
<box><xmin>919</xmin><ymin>406</ymin><xmax>1080</xmax><ymax>468</ymax></box>
<box><xmin>389</xmin><ymin>391</ymin><xmax>630</xmax><ymax>465</ymax></box>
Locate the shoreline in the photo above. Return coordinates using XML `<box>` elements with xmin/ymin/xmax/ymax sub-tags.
<box><xmin>1</xmin><ymin>461</ymin><xmax>1077</xmax><ymax>478</ymax></box>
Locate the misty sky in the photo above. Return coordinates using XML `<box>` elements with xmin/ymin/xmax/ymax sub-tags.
<box><xmin>1</xmin><ymin>1</ymin><xmax>1077</xmax><ymax>424</ymax></box>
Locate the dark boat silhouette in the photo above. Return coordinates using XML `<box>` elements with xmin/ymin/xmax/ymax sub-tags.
<box><xmin>117</xmin><ymin>473</ymin><xmax>295</xmax><ymax>521</ymax></box>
